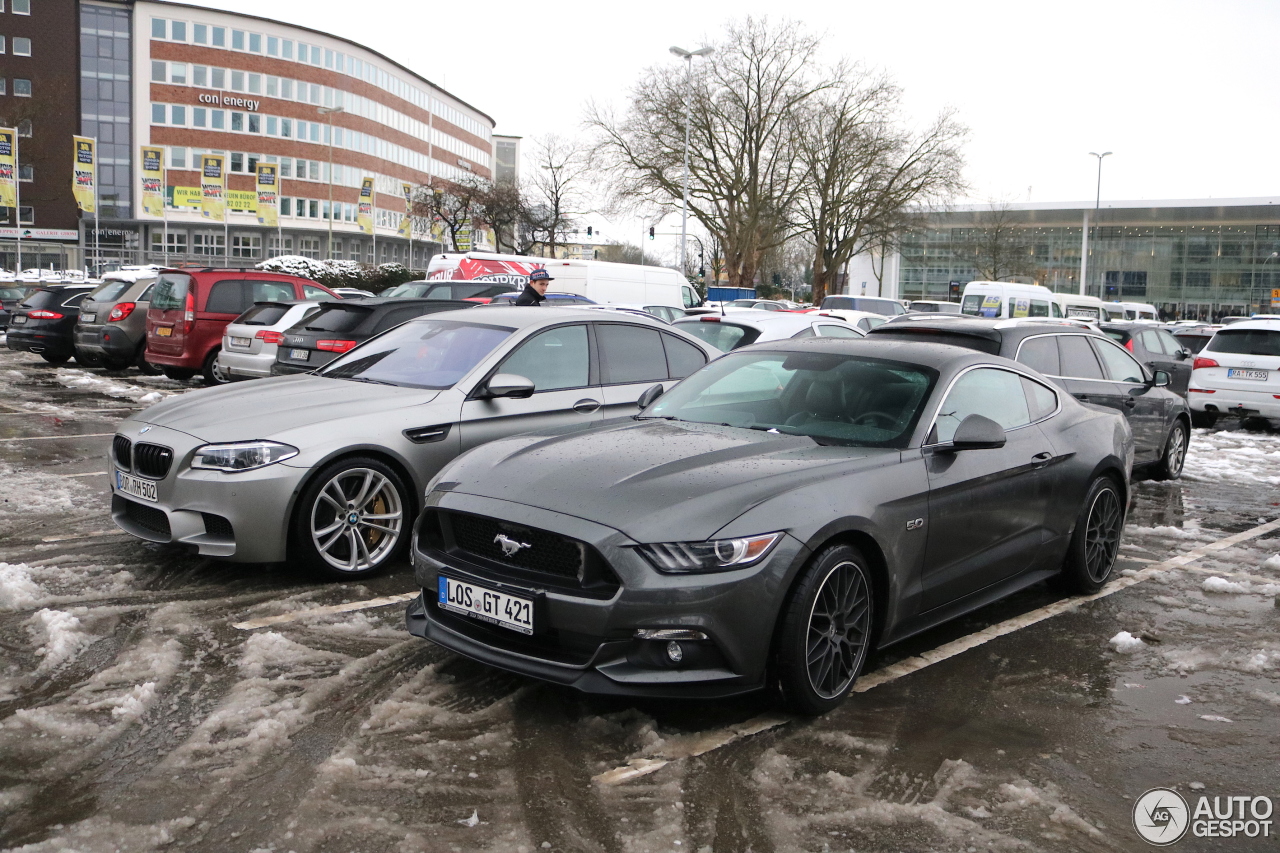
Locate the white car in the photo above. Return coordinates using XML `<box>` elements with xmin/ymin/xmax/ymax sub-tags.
<box><xmin>1187</xmin><ymin>320</ymin><xmax>1280</xmax><ymax>426</ymax></box>
<box><xmin>332</xmin><ymin>287</ymin><xmax>375</xmax><ymax>298</ymax></box>
<box><xmin>217</xmin><ymin>300</ymin><xmax>326</xmax><ymax>381</ymax></box>
<box><xmin>673</xmin><ymin>309</ymin><xmax>863</xmax><ymax>352</ymax></box>
<box><xmin>810</xmin><ymin>308</ymin><xmax>891</xmax><ymax>333</ymax></box>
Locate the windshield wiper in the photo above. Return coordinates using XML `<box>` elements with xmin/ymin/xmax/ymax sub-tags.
<box><xmin>634</xmin><ymin>414</ymin><xmax>681</xmax><ymax>421</ymax></box>
<box><xmin>339</xmin><ymin>376</ymin><xmax>397</xmax><ymax>386</ymax></box>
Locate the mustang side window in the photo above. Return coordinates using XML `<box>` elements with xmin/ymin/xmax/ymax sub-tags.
<box><xmin>933</xmin><ymin>368</ymin><xmax>1031</xmax><ymax>443</ymax></box>
<box><xmin>498</xmin><ymin>325</ymin><xmax>590</xmax><ymax>392</ymax></box>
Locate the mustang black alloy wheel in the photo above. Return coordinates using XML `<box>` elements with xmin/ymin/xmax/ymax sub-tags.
<box><xmin>1058</xmin><ymin>475</ymin><xmax>1125</xmax><ymax>594</ymax></box>
<box><xmin>293</xmin><ymin>456</ymin><xmax>409</xmax><ymax>579</ymax></box>
<box><xmin>776</xmin><ymin>543</ymin><xmax>874</xmax><ymax>714</ymax></box>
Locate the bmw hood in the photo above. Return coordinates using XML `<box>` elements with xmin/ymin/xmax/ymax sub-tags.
<box><xmin>441</xmin><ymin>419</ymin><xmax>900</xmax><ymax>542</ymax></box>
<box><xmin>127</xmin><ymin>375</ymin><xmax>440</xmax><ymax>442</ymax></box>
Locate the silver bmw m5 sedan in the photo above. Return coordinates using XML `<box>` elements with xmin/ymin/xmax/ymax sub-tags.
<box><xmin>108</xmin><ymin>307</ymin><xmax>719</xmax><ymax>578</ymax></box>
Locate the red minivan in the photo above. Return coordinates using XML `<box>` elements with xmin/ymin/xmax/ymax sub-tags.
<box><xmin>145</xmin><ymin>269</ymin><xmax>339</xmax><ymax>383</ymax></box>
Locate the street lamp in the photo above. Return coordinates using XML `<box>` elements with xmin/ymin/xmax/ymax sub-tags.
<box><xmin>318</xmin><ymin>106</ymin><xmax>345</xmax><ymax>259</ymax></box>
<box><xmin>1089</xmin><ymin>151</ymin><xmax>1111</xmax><ymax>211</ymax></box>
<box><xmin>1081</xmin><ymin>151</ymin><xmax>1111</xmax><ymax>297</ymax></box>
<box><xmin>669</xmin><ymin>45</ymin><xmax>714</xmax><ymax>276</ymax></box>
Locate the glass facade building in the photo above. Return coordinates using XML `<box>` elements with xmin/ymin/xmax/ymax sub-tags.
<box><xmin>892</xmin><ymin>199</ymin><xmax>1280</xmax><ymax>321</ymax></box>
<box><xmin>80</xmin><ymin>3</ymin><xmax>133</xmax><ymax>219</ymax></box>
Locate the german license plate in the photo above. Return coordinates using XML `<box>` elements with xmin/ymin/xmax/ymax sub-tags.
<box><xmin>115</xmin><ymin>469</ymin><xmax>158</xmax><ymax>502</ymax></box>
<box><xmin>230</xmin><ymin>336</ymin><xmax>252</xmax><ymax>347</ymax></box>
<box><xmin>156</xmin><ymin>327</ymin><xmax>172</xmax><ymax>337</ymax></box>
<box><xmin>289</xmin><ymin>348</ymin><xmax>309</xmax><ymax>361</ymax></box>
<box><xmin>1227</xmin><ymin>368</ymin><xmax>1268</xmax><ymax>381</ymax></box>
<box><xmin>80</xmin><ymin>312</ymin><xmax>96</xmax><ymax>323</ymax></box>
<box><xmin>10</xmin><ymin>315</ymin><xmax>25</xmax><ymax>325</ymax></box>
<box><xmin>438</xmin><ymin>576</ymin><xmax>533</xmax><ymax>634</ymax></box>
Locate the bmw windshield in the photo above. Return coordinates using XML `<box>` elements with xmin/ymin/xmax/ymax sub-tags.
<box><xmin>641</xmin><ymin>350</ymin><xmax>936</xmax><ymax>448</ymax></box>
<box><xmin>317</xmin><ymin>318</ymin><xmax>514</xmax><ymax>390</ymax></box>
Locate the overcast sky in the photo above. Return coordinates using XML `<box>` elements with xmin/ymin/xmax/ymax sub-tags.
<box><xmin>199</xmin><ymin>0</ymin><xmax>1279</xmax><ymax>247</ymax></box>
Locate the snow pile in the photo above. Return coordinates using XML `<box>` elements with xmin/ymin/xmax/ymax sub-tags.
<box><xmin>1263</xmin><ymin>554</ymin><xmax>1280</xmax><ymax>571</ymax></box>
<box><xmin>0</xmin><ymin>562</ymin><xmax>41</xmax><ymax>609</ymax></box>
<box><xmin>55</xmin><ymin>369</ymin><xmax>176</xmax><ymax>404</ymax></box>
<box><xmin>1109</xmin><ymin>631</ymin><xmax>1146</xmax><ymax>654</ymax></box>
<box><xmin>1202</xmin><ymin>576</ymin><xmax>1280</xmax><ymax>595</ymax></box>
<box><xmin>238</xmin><ymin>630</ymin><xmax>349</xmax><ymax>679</ymax></box>
<box><xmin>0</xmin><ymin>462</ymin><xmax>93</xmax><ymax>518</ymax></box>
<box><xmin>1253</xmin><ymin>690</ymin><xmax>1280</xmax><ymax>706</ymax></box>
<box><xmin>995</xmin><ymin>781</ymin><xmax>1105</xmax><ymax>839</ymax></box>
<box><xmin>1183</xmin><ymin>429</ymin><xmax>1280</xmax><ymax>485</ymax></box>
<box><xmin>30</xmin><ymin>608</ymin><xmax>95</xmax><ymax>672</ymax></box>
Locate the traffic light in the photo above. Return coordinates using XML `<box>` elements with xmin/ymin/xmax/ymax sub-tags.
<box><xmin>648</xmin><ymin>227</ymin><xmax>655</xmax><ymax>240</ymax></box>
<box><xmin>586</xmin><ymin>226</ymin><xmax>592</xmax><ymax>237</ymax></box>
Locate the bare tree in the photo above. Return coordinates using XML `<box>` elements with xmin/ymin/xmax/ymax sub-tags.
<box><xmin>474</xmin><ymin>179</ymin><xmax>524</xmax><ymax>254</ymax></box>
<box><xmin>521</xmin><ymin>135</ymin><xmax>588</xmax><ymax>257</ymax></box>
<box><xmin>589</xmin><ymin>18</ymin><xmax>836</xmax><ymax>290</ymax></box>
<box><xmin>795</xmin><ymin>69</ymin><xmax>967</xmax><ymax>303</ymax></box>
<box><xmin>955</xmin><ymin>200</ymin><xmax>1036</xmax><ymax>282</ymax></box>
<box><xmin>415</xmin><ymin>181</ymin><xmax>484</xmax><ymax>252</ymax></box>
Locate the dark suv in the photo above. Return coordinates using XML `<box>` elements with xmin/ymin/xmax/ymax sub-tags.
<box><xmin>1099</xmin><ymin>321</ymin><xmax>1193</xmax><ymax>396</ymax></box>
<box><xmin>869</xmin><ymin>317</ymin><xmax>1192</xmax><ymax>479</ymax></box>
<box><xmin>5</xmin><ymin>284</ymin><xmax>99</xmax><ymax>364</ymax></box>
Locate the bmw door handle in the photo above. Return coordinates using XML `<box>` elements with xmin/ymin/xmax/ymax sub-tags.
<box><xmin>573</xmin><ymin>398</ymin><xmax>601</xmax><ymax>414</ymax></box>
<box><xmin>1031</xmin><ymin>451</ymin><xmax>1052</xmax><ymax>468</ymax></box>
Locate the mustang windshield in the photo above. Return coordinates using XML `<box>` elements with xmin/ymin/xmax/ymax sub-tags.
<box><xmin>318</xmin><ymin>319</ymin><xmax>514</xmax><ymax>390</ymax></box>
<box><xmin>643</xmin><ymin>351</ymin><xmax>936</xmax><ymax>448</ymax></box>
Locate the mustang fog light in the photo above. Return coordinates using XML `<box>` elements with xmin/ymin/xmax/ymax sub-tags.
<box><xmin>666</xmin><ymin>641</ymin><xmax>684</xmax><ymax>664</ymax></box>
<box><xmin>634</xmin><ymin>533</ymin><xmax>783</xmax><ymax>573</ymax></box>
<box><xmin>191</xmin><ymin>441</ymin><xmax>299</xmax><ymax>472</ymax></box>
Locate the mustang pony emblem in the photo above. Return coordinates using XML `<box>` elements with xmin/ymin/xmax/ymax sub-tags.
<box><xmin>494</xmin><ymin>533</ymin><xmax>531</xmax><ymax>557</ymax></box>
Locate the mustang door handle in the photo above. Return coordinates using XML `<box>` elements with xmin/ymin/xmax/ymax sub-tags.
<box><xmin>573</xmin><ymin>399</ymin><xmax>601</xmax><ymax>414</ymax></box>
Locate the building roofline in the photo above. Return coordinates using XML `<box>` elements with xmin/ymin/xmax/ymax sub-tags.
<box><xmin>135</xmin><ymin>0</ymin><xmax>496</xmax><ymax>127</ymax></box>
<box><xmin>944</xmin><ymin>196</ymin><xmax>1280</xmax><ymax>213</ymax></box>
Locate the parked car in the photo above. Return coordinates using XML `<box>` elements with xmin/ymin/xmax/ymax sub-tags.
<box><xmin>588</xmin><ymin>303</ymin><xmax>686</xmax><ymax>323</ymax></box>
<box><xmin>1099</xmin><ymin>321</ymin><xmax>1193</xmax><ymax>396</ymax></box>
<box><xmin>331</xmin><ymin>287</ymin><xmax>374</xmax><ymax>299</ymax></box>
<box><xmin>960</xmin><ymin>281</ymin><xmax>1062</xmax><ymax>320</ymax></box>
<box><xmin>1187</xmin><ymin>320</ymin><xmax>1280</xmax><ymax>427</ymax></box>
<box><xmin>0</xmin><ymin>284</ymin><xmax>37</xmax><ymax>331</ymax></box>
<box><xmin>1107</xmin><ymin>301</ymin><xmax>1160</xmax><ymax>321</ymax></box>
<box><xmin>727</xmin><ymin>299</ymin><xmax>789</xmax><ymax>311</ymax></box>
<box><xmin>812</xmin><ymin>308</ymin><xmax>892</xmax><ymax>333</ymax></box>
<box><xmin>383</xmin><ymin>280</ymin><xmax>520</xmax><ymax>301</ymax></box>
<box><xmin>817</xmin><ymin>295</ymin><xmax>907</xmax><ymax>317</ymax></box>
<box><xmin>483</xmin><ymin>292</ymin><xmax>595</xmax><ymax>306</ymax></box>
<box><xmin>868</xmin><ymin>317</ymin><xmax>1191</xmax><ymax>479</ymax></box>
<box><xmin>5</xmin><ymin>284</ymin><xmax>99</xmax><ymax>364</ymax></box>
<box><xmin>73</xmin><ymin>268</ymin><xmax>163</xmax><ymax>373</ymax></box>
<box><xmin>272</xmin><ymin>298</ymin><xmax>479</xmax><ymax>376</ymax></box>
<box><xmin>673</xmin><ymin>310</ymin><xmax>864</xmax><ymax>352</ymax></box>
<box><xmin>405</xmin><ymin>337</ymin><xmax>1132</xmax><ymax>713</ymax></box>
<box><xmin>1167</xmin><ymin>324</ymin><xmax>1219</xmax><ymax>355</ymax></box>
<box><xmin>109</xmin><ymin>308</ymin><xmax>721</xmax><ymax>578</ymax></box>
<box><xmin>907</xmin><ymin>300</ymin><xmax>963</xmax><ymax>314</ymax></box>
<box><xmin>217</xmin><ymin>301</ymin><xmax>326</xmax><ymax>381</ymax></box>
<box><xmin>145</xmin><ymin>269</ymin><xmax>339</xmax><ymax>384</ymax></box>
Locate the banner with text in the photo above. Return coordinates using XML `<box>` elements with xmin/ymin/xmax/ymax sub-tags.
<box><xmin>255</xmin><ymin>164</ymin><xmax>277</xmax><ymax>228</ymax></box>
<box><xmin>201</xmin><ymin>155</ymin><xmax>225</xmax><ymax>222</ymax></box>
<box><xmin>73</xmin><ymin>136</ymin><xmax>96</xmax><ymax>213</ymax></box>
<box><xmin>0</xmin><ymin>129</ymin><xmax>16</xmax><ymax>209</ymax></box>
<box><xmin>398</xmin><ymin>182</ymin><xmax>413</xmax><ymax>239</ymax></box>
<box><xmin>140</xmin><ymin>147</ymin><xmax>165</xmax><ymax>218</ymax></box>
<box><xmin>358</xmin><ymin>177</ymin><xmax>375</xmax><ymax>235</ymax></box>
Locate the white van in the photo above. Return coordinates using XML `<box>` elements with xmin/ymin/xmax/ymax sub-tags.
<box><xmin>960</xmin><ymin>281</ymin><xmax>1062</xmax><ymax>319</ymax></box>
<box><xmin>1107</xmin><ymin>301</ymin><xmax>1159</xmax><ymax>321</ymax></box>
<box><xmin>425</xmin><ymin>252</ymin><xmax>701</xmax><ymax>310</ymax></box>
<box><xmin>1054</xmin><ymin>294</ymin><xmax>1115</xmax><ymax>323</ymax></box>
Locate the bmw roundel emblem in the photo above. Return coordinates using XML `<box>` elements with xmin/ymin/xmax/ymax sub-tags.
<box><xmin>139</xmin><ymin>426</ymin><xmax>151</xmax><ymax>434</ymax></box>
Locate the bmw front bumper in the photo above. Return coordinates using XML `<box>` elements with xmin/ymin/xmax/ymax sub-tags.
<box><xmin>405</xmin><ymin>490</ymin><xmax>810</xmax><ymax>699</ymax></box>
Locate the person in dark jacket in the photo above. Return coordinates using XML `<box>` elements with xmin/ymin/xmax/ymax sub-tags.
<box><xmin>514</xmin><ymin>268</ymin><xmax>553</xmax><ymax>305</ymax></box>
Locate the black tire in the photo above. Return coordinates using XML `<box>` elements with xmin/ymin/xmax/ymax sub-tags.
<box><xmin>74</xmin><ymin>350</ymin><xmax>103</xmax><ymax>368</ymax></box>
<box><xmin>775</xmin><ymin>543</ymin><xmax>875</xmax><ymax>715</ymax></box>
<box><xmin>1057</xmin><ymin>475</ymin><xmax>1125</xmax><ymax>595</ymax></box>
<box><xmin>1190</xmin><ymin>410</ymin><xmax>1216</xmax><ymax>429</ymax></box>
<box><xmin>40</xmin><ymin>352</ymin><xmax>70</xmax><ymax>365</ymax></box>
<box><xmin>291</xmin><ymin>455</ymin><xmax>410</xmax><ymax>580</ymax></box>
<box><xmin>161</xmin><ymin>367</ymin><xmax>197</xmax><ymax>381</ymax></box>
<box><xmin>136</xmin><ymin>346</ymin><xmax>162</xmax><ymax>375</ymax></box>
<box><xmin>1150</xmin><ymin>421</ymin><xmax>1189</xmax><ymax>481</ymax></box>
<box><xmin>102</xmin><ymin>356</ymin><xmax>133</xmax><ymax>371</ymax></box>
<box><xmin>202</xmin><ymin>348</ymin><xmax>229</xmax><ymax>385</ymax></box>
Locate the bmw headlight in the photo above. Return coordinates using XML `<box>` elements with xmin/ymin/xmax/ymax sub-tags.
<box><xmin>635</xmin><ymin>533</ymin><xmax>783</xmax><ymax>573</ymax></box>
<box><xmin>191</xmin><ymin>441</ymin><xmax>298</xmax><ymax>472</ymax></box>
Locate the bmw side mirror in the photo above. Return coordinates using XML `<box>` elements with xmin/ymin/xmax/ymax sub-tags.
<box><xmin>1152</xmin><ymin>370</ymin><xmax>1171</xmax><ymax>388</ymax></box>
<box><xmin>637</xmin><ymin>383</ymin><xmax>665</xmax><ymax>409</ymax></box>
<box><xmin>947</xmin><ymin>414</ymin><xmax>1007</xmax><ymax>451</ymax></box>
<box><xmin>483</xmin><ymin>373</ymin><xmax>535</xmax><ymax>399</ymax></box>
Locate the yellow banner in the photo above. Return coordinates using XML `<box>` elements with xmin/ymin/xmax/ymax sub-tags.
<box><xmin>201</xmin><ymin>155</ymin><xmax>225</xmax><ymax>222</ymax></box>
<box><xmin>397</xmin><ymin>181</ymin><xmax>413</xmax><ymax>239</ymax></box>
<box><xmin>255</xmin><ymin>164</ymin><xmax>278</xmax><ymax>228</ymax></box>
<box><xmin>73</xmin><ymin>136</ymin><xmax>96</xmax><ymax>214</ymax></box>
<box><xmin>172</xmin><ymin>186</ymin><xmax>201</xmax><ymax>208</ymax></box>
<box><xmin>140</xmin><ymin>146</ymin><xmax>164</xmax><ymax>218</ymax></box>
<box><xmin>0</xmin><ymin>129</ymin><xmax>15</xmax><ymax>209</ymax></box>
<box><xmin>358</xmin><ymin>177</ymin><xmax>374</xmax><ymax>235</ymax></box>
<box><xmin>172</xmin><ymin>186</ymin><xmax>253</xmax><ymax>210</ymax></box>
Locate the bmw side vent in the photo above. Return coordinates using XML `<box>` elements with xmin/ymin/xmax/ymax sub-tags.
<box><xmin>404</xmin><ymin>424</ymin><xmax>452</xmax><ymax>444</ymax></box>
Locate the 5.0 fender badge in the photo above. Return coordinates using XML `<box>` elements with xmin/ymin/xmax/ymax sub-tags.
<box><xmin>906</xmin><ymin>518</ymin><xmax>925</xmax><ymax>531</ymax></box>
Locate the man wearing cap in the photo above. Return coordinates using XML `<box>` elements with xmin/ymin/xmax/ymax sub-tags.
<box><xmin>515</xmin><ymin>268</ymin><xmax>553</xmax><ymax>305</ymax></box>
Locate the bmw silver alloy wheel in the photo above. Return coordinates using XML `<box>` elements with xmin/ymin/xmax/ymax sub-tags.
<box><xmin>309</xmin><ymin>468</ymin><xmax>404</xmax><ymax>573</ymax></box>
<box><xmin>806</xmin><ymin>560</ymin><xmax>872</xmax><ymax>700</ymax></box>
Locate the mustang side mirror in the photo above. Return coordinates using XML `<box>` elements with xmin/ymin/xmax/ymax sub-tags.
<box><xmin>636</xmin><ymin>383</ymin><xmax>665</xmax><ymax>409</ymax></box>
<box><xmin>483</xmin><ymin>373</ymin><xmax>535</xmax><ymax>399</ymax></box>
<box><xmin>1151</xmin><ymin>370</ymin><xmax>1171</xmax><ymax>388</ymax></box>
<box><xmin>948</xmin><ymin>414</ymin><xmax>1007</xmax><ymax>451</ymax></box>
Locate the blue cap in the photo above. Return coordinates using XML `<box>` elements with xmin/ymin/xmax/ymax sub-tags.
<box><xmin>529</xmin><ymin>269</ymin><xmax>554</xmax><ymax>282</ymax></box>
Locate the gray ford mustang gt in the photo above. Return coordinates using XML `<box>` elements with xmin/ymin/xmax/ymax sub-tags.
<box><xmin>107</xmin><ymin>307</ymin><xmax>719</xmax><ymax>578</ymax></box>
<box><xmin>406</xmin><ymin>338</ymin><xmax>1134</xmax><ymax>714</ymax></box>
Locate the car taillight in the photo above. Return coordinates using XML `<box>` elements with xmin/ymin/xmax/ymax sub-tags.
<box><xmin>27</xmin><ymin>310</ymin><xmax>64</xmax><ymax>319</ymax></box>
<box><xmin>316</xmin><ymin>339</ymin><xmax>358</xmax><ymax>353</ymax></box>
<box><xmin>108</xmin><ymin>302</ymin><xmax>136</xmax><ymax>322</ymax></box>
<box><xmin>1123</xmin><ymin>339</ymin><xmax>1134</xmax><ymax>352</ymax></box>
<box><xmin>700</xmin><ymin>316</ymin><xmax>721</xmax><ymax>323</ymax></box>
<box><xmin>184</xmin><ymin>291</ymin><xmax>196</xmax><ymax>334</ymax></box>
<box><xmin>256</xmin><ymin>330</ymin><xmax>284</xmax><ymax>345</ymax></box>
<box><xmin>1193</xmin><ymin>356</ymin><xmax>1219</xmax><ymax>370</ymax></box>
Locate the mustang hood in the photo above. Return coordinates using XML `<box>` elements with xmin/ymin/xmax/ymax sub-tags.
<box><xmin>129</xmin><ymin>375</ymin><xmax>439</xmax><ymax>442</ymax></box>
<box><xmin>443</xmin><ymin>419</ymin><xmax>900</xmax><ymax>541</ymax></box>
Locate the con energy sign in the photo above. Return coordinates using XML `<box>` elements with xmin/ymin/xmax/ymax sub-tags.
<box><xmin>197</xmin><ymin>93</ymin><xmax>260</xmax><ymax>111</ymax></box>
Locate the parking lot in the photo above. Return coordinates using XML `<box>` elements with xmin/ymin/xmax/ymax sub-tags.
<box><xmin>1</xmin><ymin>347</ymin><xmax>1278</xmax><ymax>853</ymax></box>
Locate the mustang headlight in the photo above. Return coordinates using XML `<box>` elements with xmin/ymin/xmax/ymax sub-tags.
<box><xmin>191</xmin><ymin>441</ymin><xmax>298</xmax><ymax>472</ymax></box>
<box><xmin>635</xmin><ymin>533</ymin><xmax>783</xmax><ymax>573</ymax></box>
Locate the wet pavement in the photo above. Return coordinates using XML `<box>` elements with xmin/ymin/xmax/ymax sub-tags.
<box><xmin>0</xmin><ymin>347</ymin><xmax>1277</xmax><ymax>853</ymax></box>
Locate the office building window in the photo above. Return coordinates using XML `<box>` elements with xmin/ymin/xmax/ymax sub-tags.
<box><xmin>280</xmin><ymin>118</ymin><xmax>291</xmax><ymax>139</ymax></box>
<box><xmin>232</xmin><ymin>29</ymin><xmax>244</xmax><ymax>50</ymax></box>
<box><xmin>0</xmin><ymin>36</ymin><xmax>6</xmax><ymax>54</ymax></box>
<box><xmin>231</xmin><ymin>235</ymin><xmax>261</xmax><ymax>258</ymax></box>
<box><xmin>151</xmin><ymin>60</ymin><xmax>165</xmax><ymax>82</ymax></box>
<box><xmin>13</xmin><ymin>78</ymin><xmax>29</xmax><ymax>96</ymax></box>
<box><xmin>231</xmin><ymin>112</ymin><xmax>243</xmax><ymax>132</ymax></box>
<box><xmin>169</xmin><ymin>62</ymin><xmax>185</xmax><ymax>84</ymax></box>
<box><xmin>268</xmin><ymin>236</ymin><xmax>291</xmax><ymax>254</ymax></box>
<box><xmin>170</xmin><ymin>146</ymin><xmax>186</xmax><ymax>168</ymax></box>
<box><xmin>230</xmin><ymin>70</ymin><xmax>244</xmax><ymax>92</ymax></box>
<box><xmin>192</xmin><ymin>65</ymin><xmax>206</xmax><ymax>87</ymax></box>
<box><xmin>193</xmin><ymin>23</ymin><xmax>207</xmax><ymax>44</ymax></box>
<box><xmin>266</xmin><ymin>76</ymin><xmax>278</xmax><ymax>97</ymax></box>
<box><xmin>212</xmin><ymin>26</ymin><xmax>224</xmax><ymax>47</ymax></box>
<box><xmin>13</xmin><ymin>0</ymin><xmax>30</xmax><ymax>13</ymax></box>
<box><xmin>211</xmin><ymin>110</ymin><xmax>225</xmax><ymax>129</ymax></box>
<box><xmin>308</xmin><ymin>161</ymin><xmax>319</xmax><ymax>180</ymax></box>
<box><xmin>17</xmin><ymin>119</ymin><xmax>30</xmax><ymax>137</ymax></box>
<box><xmin>308</xmin><ymin>200</ymin><xmax>318</xmax><ymax>218</ymax></box>
<box><xmin>170</xmin><ymin>105</ymin><xmax>185</xmax><ymax>125</ymax></box>
<box><xmin>267</xmin><ymin>36</ymin><xmax>278</xmax><ymax>56</ymax></box>
<box><xmin>151</xmin><ymin>231</ymin><xmax>187</xmax><ymax>253</ymax></box>
<box><xmin>193</xmin><ymin>232</ymin><xmax>225</xmax><ymax>255</ymax></box>
<box><xmin>248</xmin><ymin>73</ymin><xmax>260</xmax><ymax>94</ymax></box>
<box><xmin>249</xmin><ymin>32</ymin><xmax>261</xmax><ymax>53</ymax></box>
<box><xmin>13</xmin><ymin>37</ymin><xmax>30</xmax><ymax>56</ymax></box>
<box><xmin>230</xmin><ymin>152</ymin><xmax>243</xmax><ymax>172</ymax></box>
<box><xmin>281</xmin><ymin>79</ymin><xmax>293</xmax><ymax>99</ymax></box>
<box><xmin>266</xmin><ymin>116</ymin><xmax>278</xmax><ymax>136</ymax></box>
<box><xmin>151</xmin><ymin>103</ymin><xmax>164</xmax><ymax>124</ymax></box>
<box><xmin>210</xmin><ymin>67</ymin><xmax>225</xmax><ymax>88</ymax></box>
<box><xmin>299</xmin><ymin>237</ymin><xmax>321</xmax><ymax>258</ymax></box>
<box><xmin>151</xmin><ymin>17</ymin><xmax>165</xmax><ymax>37</ymax></box>
<box><xmin>248</xmin><ymin>114</ymin><xmax>260</xmax><ymax>134</ymax></box>
<box><xmin>281</xmin><ymin>39</ymin><xmax>293</xmax><ymax>60</ymax></box>
<box><xmin>0</xmin><ymin>79</ymin><xmax>5</xmax><ymax>96</ymax></box>
<box><xmin>18</xmin><ymin>164</ymin><xmax>32</xmax><ymax>181</ymax></box>
<box><xmin>170</xmin><ymin>21</ymin><xmax>185</xmax><ymax>41</ymax></box>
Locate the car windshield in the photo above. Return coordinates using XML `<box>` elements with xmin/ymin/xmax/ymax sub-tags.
<box><xmin>237</xmin><ymin>303</ymin><xmax>293</xmax><ymax>326</ymax></box>
<box><xmin>318</xmin><ymin>318</ymin><xmax>515</xmax><ymax>390</ymax></box>
<box><xmin>1207</xmin><ymin>328</ymin><xmax>1280</xmax><ymax>357</ymax></box>
<box><xmin>642</xmin><ymin>350</ymin><xmax>936</xmax><ymax>448</ymax></box>
<box><xmin>0</xmin><ymin>286</ymin><xmax>26</xmax><ymax>300</ymax></box>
